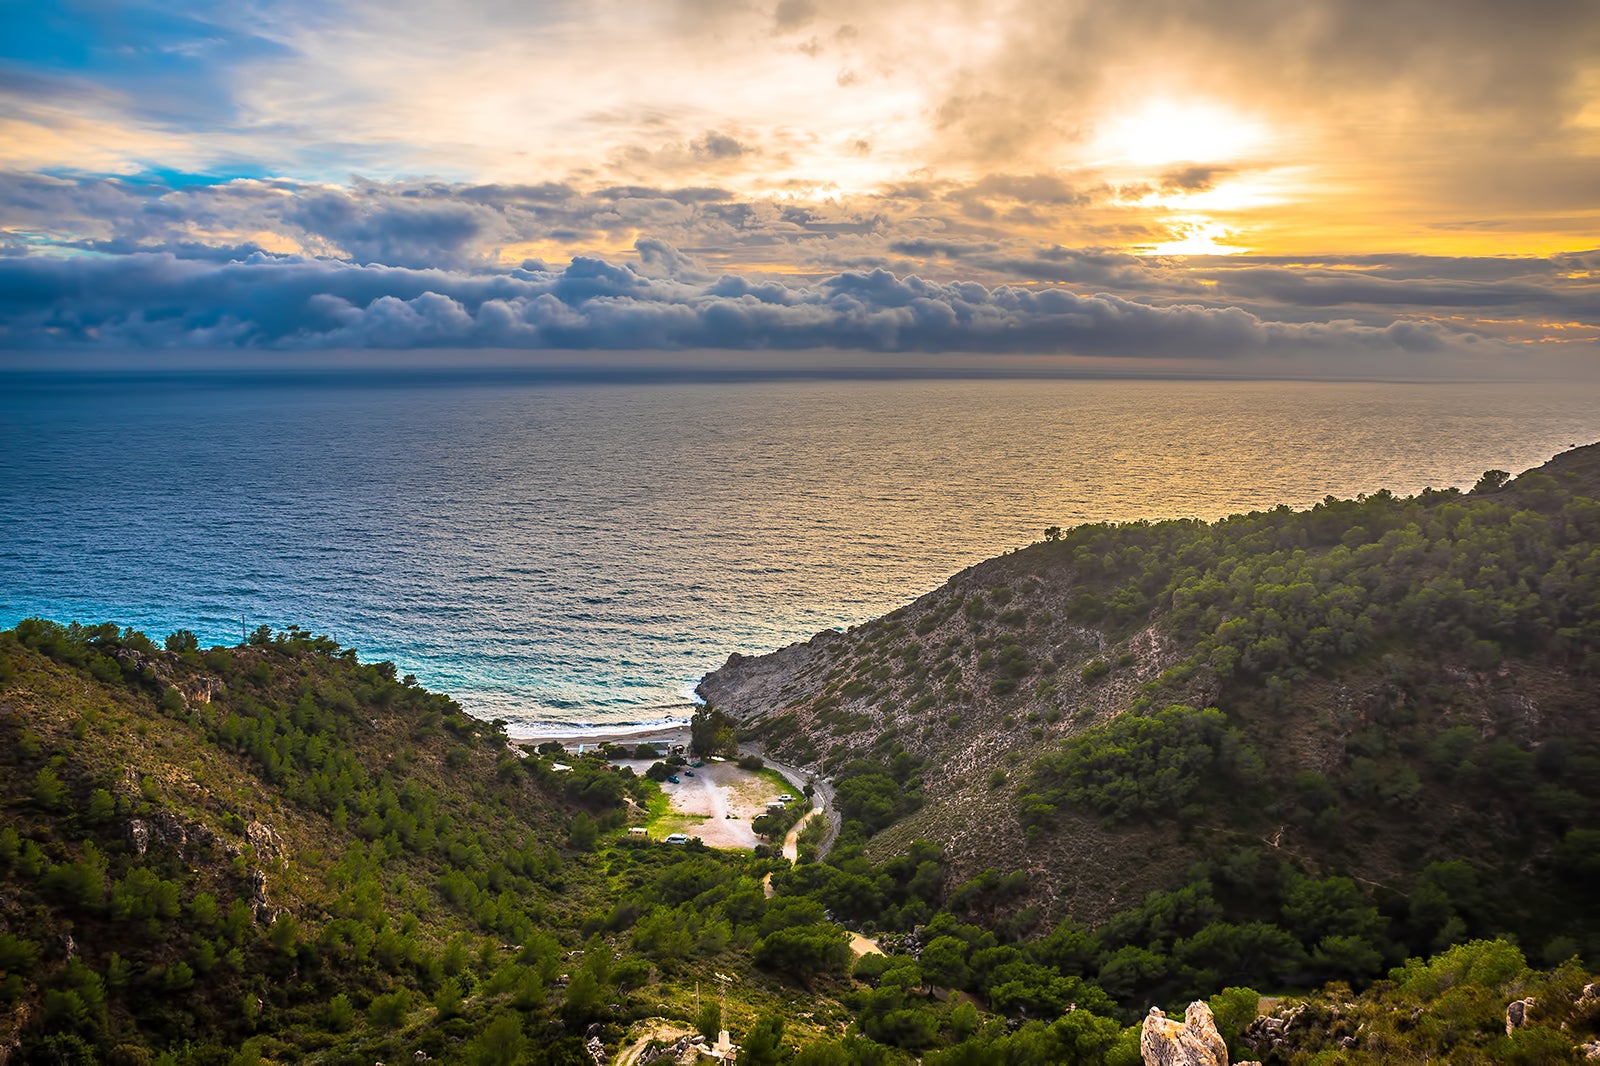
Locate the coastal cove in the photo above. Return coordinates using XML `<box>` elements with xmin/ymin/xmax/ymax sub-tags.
<box><xmin>4</xmin><ymin>363</ymin><xmax>1598</xmax><ymax>736</ymax></box>
<box><xmin>4</xmin><ymin>431</ymin><xmax>1598</xmax><ymax>1062</ymax></box>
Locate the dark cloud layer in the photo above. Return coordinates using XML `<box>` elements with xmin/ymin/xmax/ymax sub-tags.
<box><xmin>2</xmin><ymin>172</ymin><xmax>1595</xmax><ymax>363</ymax></box>
<box><xmin>0</xmin><ymin>248</ymin><xmax>1505</xmax><ymax>364</ymax></box>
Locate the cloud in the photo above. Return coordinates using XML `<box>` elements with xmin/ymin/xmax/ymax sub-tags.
<box><xmin>0</xmin><ymin>247</ymin><xmax>1523</xmax><ymax>367</ymax></box>
<box><xmin>2</xmin><ymin>171</ymin><xmax>1595</xmax><ymax>354</ymax></box>
<box><xmin>774</xmin><ymin>0</ymin><xmax>818</xmax><ymax>31</ymax></box>
<box><xmin>5</xmin><ymin>0</ymin><xmax>1596</xmax><ymax>267</ymax></box>
<box><xmin>1160</xmin><ymin>166</ymin><xmax>1232</xmax><ymax>193</ymax></box>
<box><xmin>285</xmin><ymin>192</ymin><xmax>504</xmax><ymax>269</ymax></box>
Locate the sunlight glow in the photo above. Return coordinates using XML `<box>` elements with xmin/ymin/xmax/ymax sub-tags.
<box><xmin>1146</xmin><ymin>219</ymin><xmax>1245</xmax><ymax>256</ymax></box>
<box><xmin>1096</xmin><ymin>99</ymin><xmax>1268</xmax><ymax>166</ymax></box>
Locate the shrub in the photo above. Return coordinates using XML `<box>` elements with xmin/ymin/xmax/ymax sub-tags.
<box><xmin>368</xmin><ymin>990</ymin><xmax>411</xmax><ymax>1029</ymax></box>
<box><xmin>33</xmin><ymin>767</ymin><xmax>68</xmax><ymax>810</ymax></box>
<box><xmin>325</xmin><ymin>993</ymin><xmax>355</xmax><ymax>1032</ymax></box>
<box><xmin>165</xmin><ymin>630</ymin><xmax>200</xmax><ymax>653</ymax></box>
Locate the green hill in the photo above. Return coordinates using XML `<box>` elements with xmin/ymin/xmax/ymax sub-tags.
<box><xmin>0</xmin><ymin>623</ymin><xmax>859</xmax><ymax>1063</ymax></box>
<box><xmin>701</xmin><ymin>444</ymin><xmax>1600</xmax><ymax>1006</ymax></box>
<box><xmin>5</xmin><ymin>443</ymin><xmax>1600</xmax><ymax>1064</ymax></box>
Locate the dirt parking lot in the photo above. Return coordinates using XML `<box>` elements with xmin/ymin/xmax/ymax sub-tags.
<box><xmin>612</xmin><ymin>758</ymin><xmax>797</xmax><ymax>850</ymax></box>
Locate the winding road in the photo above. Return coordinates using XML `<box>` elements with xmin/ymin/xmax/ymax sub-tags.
<box><xmin>741</xmin><ymin>746</ymin><xmax>841</xmax><ymax>861</ymax></box>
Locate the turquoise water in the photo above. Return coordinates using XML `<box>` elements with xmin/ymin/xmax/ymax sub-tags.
<box><xmin>3</xmin><ymin>357</ymin><xmax>1595</xmax><ymax>735</ymax></box>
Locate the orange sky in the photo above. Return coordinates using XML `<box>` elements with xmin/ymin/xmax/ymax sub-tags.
<box><xmin>2</xmin><ymin>0</ymin><xmax>1597</xmax><ymax>358</ymax></box>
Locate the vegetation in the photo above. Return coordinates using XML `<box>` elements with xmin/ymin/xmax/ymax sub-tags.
<box><xmin>7</xmin><ymin>448</ymin><xmax>1600</xmax><ymax>1061</ymax></box>
<box><xmin>0</xmin><ymin>621</ymin><xmax>856</xmax><ymax>1061</ymax></box>
<box><xmin>693</xmin><ymin>447</ymin><xmax>1600</xmax><ymax>1059</ymax></box>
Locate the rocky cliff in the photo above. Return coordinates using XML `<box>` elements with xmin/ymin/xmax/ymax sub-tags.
<box><xmin>701</xmin><ymin>444</ymin><xmax>1600</xmax><ymax>937</ymax></box>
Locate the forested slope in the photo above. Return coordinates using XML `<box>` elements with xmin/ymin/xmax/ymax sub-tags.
<box><xmin>702</xmin><ymin>444</ymin><xmax>1600</xmax><ymax>1006</ymax></box>
<box><xmin>5</xmin><ymin>443</ymin><xmax>1600</xmax><ymax>1064</ymax></box>
<box><xmin>0</xmin><ymin>623</ymin><xmax>860</xmax><ymax>1062</ymax></box>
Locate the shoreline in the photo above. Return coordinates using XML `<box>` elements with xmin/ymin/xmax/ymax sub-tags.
<box><xmin>502</xmin><ymin>699</ymin><xmax>697</xmax><ymax>747</ymax></box>
<box><xmin>509</xmin><ymin>721</ymin><xmax>693</xmax><ymax>751</ymax></box>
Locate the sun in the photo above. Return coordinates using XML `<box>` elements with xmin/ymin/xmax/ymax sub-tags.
<box><xmin>1146</xmin><ymin>218</ymin><xmax>1245</xmax><ymax>256</ymax></box>
<box><xmin>1094</xmin><ymin>99</ymin><xmax>1267</xmax><ymax>167</ymax></box>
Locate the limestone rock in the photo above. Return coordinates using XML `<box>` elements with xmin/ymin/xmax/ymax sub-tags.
<box><xmin>1577</xmin><ymin>1039</ymin><xmax>1600</xmax><ymax>1060</ymax></box>
<box><xmin>1242</xmin><ymin>1001</ymin><xmax>1305</xmax><ymax>1057</ymax></box>
<box><xmin>245</xmin><ymin>819</ymin><xmax>283</xmax><ymax>860</ymax></box>
<box><xmin>152</xmin><ymin>811</ymin><xmax>187</xmax><ymax>851</ymax></box>
<box><xmin>249</xmin><ymin>868</ymin><xmax>277</xmax><ymax>923</ymax></box>
<box><xmin>126</xmin><ymin>819</ymin><xmax>150</xmax><ymax>856</ymax></box>
<box><xmin>1506</xmin><ymin>996</ymin><xmax>1536</xmax><ymax>1034</ymax></box>
<box><xmin>1141</xmin><ymin>1001</ymin><xmax>1230</xmax><ymax>1066</ymax></box>
<box><xmin>186</xmin><ymin>675</ymin><xmax>224</xmax><ymax>704</ymax></box>
<box><xmin>112</xmin><ymin>647</ymin><xmax>149</xmax><ymax>673</ymax></box>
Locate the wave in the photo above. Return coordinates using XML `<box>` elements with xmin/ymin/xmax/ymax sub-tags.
<box><xmin>504</xmin><ymin>707</ymin><xmax>697</xmax><ymax>741</ymax></box>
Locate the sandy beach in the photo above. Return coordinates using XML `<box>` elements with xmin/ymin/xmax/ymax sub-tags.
<box><xmin>510</xmin><ymin>723</ymin><xmax>692</xmax><ymax>752</ymax></box>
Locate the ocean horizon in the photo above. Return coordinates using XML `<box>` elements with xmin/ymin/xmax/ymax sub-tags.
<box><xmin>4</xmin><ymin>354</ymin><xmax>1597</xmax><ymax>736</ymax></box>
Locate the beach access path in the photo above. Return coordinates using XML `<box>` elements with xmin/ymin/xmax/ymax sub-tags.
<box><xmin>742</xmin><ymin>746</ymin><xmax>841</xmax><ymax>861</ymax></box>
<box><xmin>514</xmin><ymin>727</ymin><xmax>838</xmax><ymax>856</ymax></box>
<box><xmin>608</xmin><ymin>756</ymin><xmax>786</xmax><ymax>850</ymax></box>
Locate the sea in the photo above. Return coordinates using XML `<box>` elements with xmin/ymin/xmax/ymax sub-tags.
<box><xmin>3</xmin><ymin>352</ymin><xmax>1596</xmax><ymax>737</ymax></box>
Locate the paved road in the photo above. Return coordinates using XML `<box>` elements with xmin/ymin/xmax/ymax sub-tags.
<box><xmin>745</xmin><ymin>746</ymin><xmax>885</xmax><ymax>958</ymax></box>
<box><xmin>740</xmin><ymin>746</ymin><xmax>841</xmax><ymax>861</ymax></box>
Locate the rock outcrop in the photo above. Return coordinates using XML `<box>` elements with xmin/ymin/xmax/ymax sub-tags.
<box><xmin>248</xmin><ymin>869</ymin><xmax>276</xmax><ymax>923</ymax></box>
<box><xmin>184</xmin><ymin>675</ymin><xmax>224</xmax><ymax>704</ymax></box>
<box><xmin>245</xmin><ymin>819</ymin><xmax>284</xmax><ymax>861</ymax></box>
<box><xmin>126</xmin><ymin>818</ymin><xmax>150</xmax><ymax>856</ymax></box>
<box><xmin>1140</xmin><ymin>1001</ymin><xmax>1242</xmax><ymax>1066</ymax></box>
<box><xmin>1506</xmin><ymin>996</ymin><xmax>1536</xmax><ymax>1034</ymax></box>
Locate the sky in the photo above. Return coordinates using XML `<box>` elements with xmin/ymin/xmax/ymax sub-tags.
<box><xmin>1</xmin><ymin>0</ymin><xmax>1598</xmax><ymax>370</ymax></box>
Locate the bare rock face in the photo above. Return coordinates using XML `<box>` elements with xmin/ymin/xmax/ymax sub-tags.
<box><xmin>1506</xmin><ymin>996</ymin><xmax>1536</xmax><ymax>1034</ymax></box>
<box><xmin>245</xmin><ymin>819</ymin><xmax>283</xmax><ymax>860</ymax></box>
<box><xmin>1141</xmin><ymin>1001</ymin><xmax>1230</xmax><ymax>1066</ymax></box>
<box><xmin>126</xmin><ymin>819</ymin><xmax>150</xmax><ymax>856</ymax></box>
<box><xmin>249</xmin><ymin>869</ymin><xmax>277</xmax><ymax>923</ymax></box>
<box><xmin>152</xmin><ymin>811</ymin><xmax>187</xmax><ymax>852</ymax></box>
<box><xmin>112</xmin><ymin>647</ymin><xmax>149</xmax><ymax>673</ymax></box>
<box><xmin>185</xmin><ymin>675</ymin><xmax>224</xmax><ymax>704</ymax></box>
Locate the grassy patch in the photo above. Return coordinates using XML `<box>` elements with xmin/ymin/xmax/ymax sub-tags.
<box><xmin>650</xmin><ymin>812</ymin><xmax>712</xmax><ymax>838</ymax></box>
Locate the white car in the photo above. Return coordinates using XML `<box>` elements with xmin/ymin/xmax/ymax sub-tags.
<box><xmin>663</xmin><ymin>833</ymin><xmax>690</xmax><ymax>845</ymax></box>
<box><xmin>778</xmin><ymin>793</ymin><xmax>795</xmax><ymax>802</ymax></box>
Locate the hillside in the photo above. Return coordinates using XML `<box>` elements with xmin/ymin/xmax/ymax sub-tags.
<box><xmin>701</xmin><ymin>444</ymin><xmax>1600</xmax><ymax>970</ymax></box>
<box><xmin>4</xmin><ymin>444</ymin><xmax>1600</xmax><ymax>1064</ymax></box>
<box><xmin>0</xmin><ymin>622</ymin><xmax>877</xmax><ymax>1063</ymax></box>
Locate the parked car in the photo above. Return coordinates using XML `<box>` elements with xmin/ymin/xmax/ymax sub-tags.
<box><xmin>666</xmin><ymin>775</ymin><xmax>680</xmax><ymax>784</ymax></box>
<box><xmin>664</xmin><ymin>833</ymin><xmax>689</xmax><ymax>845</ymax></box>
<box><xmin>683</xmin><ymin>769</ymin><xmax>695</xmax><ymax>777</ymax></box>
<box><xmin>778</xmin><ymin>793</ymin><xmax>795</xmax><ymax>802</ymax></box>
